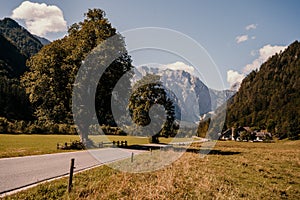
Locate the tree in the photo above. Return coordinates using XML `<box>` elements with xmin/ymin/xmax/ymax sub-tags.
<box><xmin>197</xmin><ymin>118</ymin><xmax>211</xmax><ymax>138</ymax></box>
<box><xmin>22</xmin><ymin>9</ymin><xmax>133</xmax><ymax>142</ymax></box>
<box><xmin>0</xmin><ymin>75</ymin><xmax>33</xmax><ymax>121</ymax></box>
<box><xmin>129</xmin><ymin>74</ymin><xmax>178</xmax><ymax>143</ymax></box>
<box><xmin>267</xmin><ymin>119</ymin><xmax>276</xmax><ymax>133</ymax></box>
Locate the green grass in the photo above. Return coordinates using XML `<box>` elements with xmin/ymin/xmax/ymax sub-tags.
<box><xmin>0</xmin><ymin>134</ymin><xmax>81</xmax><ymax>158</ymax></box>
<box><xmin>0</xmin><ymin>134</ymin><xmax>200</xmax><ymax>158</ymax></box>
<box><xmin>3</xmin><ymin>140</ymin><xmax>300</xmax><ymax>199</ymax></box>
<box><xmin>89</xmin><ymin>135</ymin><xmax>149</xmax><ymax>145</ymax></box>
<box><xmin>89</xmin><ymin>135</ymin><xmax>200</xmax><ymax>146</ymax></box>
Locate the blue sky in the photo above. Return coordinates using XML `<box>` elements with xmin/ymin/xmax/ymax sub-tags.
<box><xmin>1</xmin><ymin>0</ymin><xmax>300</xmax><ymax>90</ymax></box>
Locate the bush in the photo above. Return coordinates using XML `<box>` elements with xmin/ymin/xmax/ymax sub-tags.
<box><xmin>288</xmin><ymin>131</ymin><xmax>299</xmax><ymax>140</ymax></box>
<box><xmin>0</xmin><ymin>117</ymin><xmax>8</xmax><ymax>133</ymax></box>
<box><xmin>70</xmin><ymin>140</ymin><xmax>85</xmax><ymax>150</ymax></box>
<box><xmin>149</xmin><ymin>136</ymin><xmax>160</xmax><ymax>143</ymax></box>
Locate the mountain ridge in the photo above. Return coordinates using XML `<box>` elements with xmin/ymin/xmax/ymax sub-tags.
<box><xmin>0</xmin><ymin>18</ymin><xmax>43</xmax><ymax>58</ymax></box>
<box><xmin>33</xmin><ymin>34</ymin><xmax>51</xmax><ymax>45</ymax></box>
<box><xmin>133</xmin><ymin>66</ymin><xmax>234</xmax><ymax>123</ymax></box>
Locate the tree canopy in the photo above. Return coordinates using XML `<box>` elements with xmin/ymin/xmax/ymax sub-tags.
<box><xmin>21</xmin><ymin>9</ymin><xmax>133</xmax><ymax>140</ymax></box>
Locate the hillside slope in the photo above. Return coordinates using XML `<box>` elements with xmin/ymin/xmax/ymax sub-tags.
<box><xmin>0</xmin><ymin>18</ymin><xmax>43</xmax><ymax>57</ymax></box>
<box><xmin>0</xmin><ymin>18</ymin><xmax>46</xmax><ymax>122</ymax></box>
<box><xmin>226</xmin><ymin>41</ymin><xmax>300</xmax><ymax>139</ymax></box>
<box><xmin>0</xmin><ymin>34</ymin><xmax>27</xmax><ymax>77</ymax></box>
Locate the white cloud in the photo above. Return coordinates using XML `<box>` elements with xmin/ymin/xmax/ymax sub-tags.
<box><xmin>161</xmin><ymin>61</ymin><xmax>195</xmax><ymax>74</ymax></box>
<box><xmin>245</xmin><ymin>24</ymin><xmax>257</xmax><ymax>30</ymax></box>
<box><xmin>250</xmin><ymin>50</ymin><xmax>257</xmax><ymax>56</ymax></box>
<box><xmin>227</xmin><ymin>70</ymin><xmax>245</xmax><ymax>90</ymax></box>
<box><xmin>11</xmin><ymin>1</ymin><xmax>67</xmax><ymax>36</ymax></box>
<box><xmin>236</xmin><ymin>35</ymin><xmax>248</xmax><ymax>43</ymax></box>
<box><xmin>243</xmin><ymin>44</ymin><xmax>287</xmax><ymax>73</ymax></box>
<box><xmin>227</xmin><ymin>43</ymin><xmax>286</xmax><ymax>91</ymax></box>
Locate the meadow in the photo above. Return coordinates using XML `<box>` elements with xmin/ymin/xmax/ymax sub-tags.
<box><xmin>0</xmin><ymin>134</ymin><xmax>81</xmax><ymax>158</ymax></box>
<box><xmin>0</xmin><ymin>134</ymin><xmax>190</xmax><ymax>158</ymax></box>
<box><xmin>2</xmin><ymin>139</ymin><xmax>300</xmax><ymax>199</ymax></box>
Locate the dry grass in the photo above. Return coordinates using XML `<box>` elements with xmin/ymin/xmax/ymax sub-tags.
<box><xmin>3</xmin><ymin>140</ymin><xmax>300</xmax><ymax>200</ymax></box>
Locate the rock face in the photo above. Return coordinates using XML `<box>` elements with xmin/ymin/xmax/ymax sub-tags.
<box><xmin>209</xmin><ymin>89</ymin><xmax>236</xmax><ymax>110</ymax></box>
<box><xmin>133</xmin><ymin>66</ymin><xmax>213</xmax><ymax>122</ymax></box>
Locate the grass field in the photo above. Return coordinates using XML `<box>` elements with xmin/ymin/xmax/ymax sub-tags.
<box><xmin>0</xmin><ymin>134</ymin><xmax>199</xmax><ymax>158</ymax></box>
<box><xmin>3</xmin><ymin>140</ymin><xmax>300</xmax><ymax>199</ymax></box>
<box><xmin>0</xmin><ymin>134</ymin><xmax>81</xmax><ymax>158</ymax></box>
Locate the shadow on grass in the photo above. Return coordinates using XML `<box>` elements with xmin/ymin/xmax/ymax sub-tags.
<box><xmin>122</xmin><ymin>144</ymin><xmax>241</xmax><ymax>156</ymax></box>
<box><xmin>197</xmin><ymin>149</ymin><xmax>241</xmax><ymax>156</ymax></box>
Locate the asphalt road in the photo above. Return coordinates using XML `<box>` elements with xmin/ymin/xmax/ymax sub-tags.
<box><xmin>0</xmin><ymin>148</ymin><xmax>141</xmax><ymax>195</ymax></box>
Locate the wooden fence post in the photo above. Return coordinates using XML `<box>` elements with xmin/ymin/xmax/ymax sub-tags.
<box><xmin>68</xmin><ymin>158</ymin><xmax>75</xmax><ymax>193</ymax></box>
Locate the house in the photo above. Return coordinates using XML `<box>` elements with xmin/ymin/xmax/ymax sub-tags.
<box><xmin>235</xmin><ymin>126</ymin><xmax>254</xmax><ymax>141</ymax></box>
<box><xmin>219</xmin><ymin>129</ymin><xmax>232</xmax><ymax>140</ymax></box>
<box><xmin>220</xmin><ymin>127</ymin><xmax>272</xmax><ymax>142</ymax></box>
<box><xmin>254</xmin><ymin>131</ymin><xmax>272</xmax><ymax>142</ymax></box>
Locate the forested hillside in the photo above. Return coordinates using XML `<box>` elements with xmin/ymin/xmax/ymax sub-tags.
<box><xmin>226</xmin><ymin>41</ymin><xmax>300</xmax><ymax>139</ymax></box>
<box><xmin>0</xmin><ymin>18</ymin><xmax>43</xmax><ymax>57</ymax></box>
<box><xmin>0</xmin><ymin>18</ymin><xmax>44</xmax><ymax>126</ymax></box>
<box><xmin>0</xmin><ymin>34</ymin><xmax>27</xmax><ymax>78</ymax></box>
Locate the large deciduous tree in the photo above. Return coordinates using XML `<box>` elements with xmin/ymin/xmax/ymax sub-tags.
<box><xmin>22</xmin><ymin>9</ymin><xmax>133</xmax><ymax>141</ymax></box>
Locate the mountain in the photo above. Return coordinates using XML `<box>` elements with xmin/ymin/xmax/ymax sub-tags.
<box><xmin>0</xmin><ymin>34</ymin><xmax>27</xmax><ymax>77</ymax></box>
<box><xmin>0</xmin><ymin>18</ymin><xmax>48</xmax><ymax>78</ymax></box>
<box><xmin>209</xmin><ymin>89</ymin><xmax>235</xmax><ymax>110</ymax></box>
<box><xmin>0</xmin><ymin>18</ymin><xmax>43</xmax><ymax>58</ymax></box>
<box><xmin>0</xmin><ymin>18</ymin><xmax>46</xmax><ymax>121</ymax></box>
<box><xmin>226</xmin><ymin>41</ymin><xmax>300</xmax><ymax>139</ymax></box>
<box><xmin>33</xmin><ymin>35</ymin><xmax>51</xmax><ymax>45</ymax></box>
<box><xmin>133</xmin><ymin>66</ymin><xmax>233</xmax><ymax>123</ymax></box>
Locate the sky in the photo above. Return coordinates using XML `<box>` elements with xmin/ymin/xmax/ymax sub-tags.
<box><xmin>1</xmin><ymin>0</ymin><xmax>300</xmax><ymax>90</ymax></box>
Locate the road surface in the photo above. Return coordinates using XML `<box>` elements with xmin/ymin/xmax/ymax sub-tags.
<box><xmin>0</xmin><ymin>148</ymin><xmax>142</xmax><ymax>195</ymax></box>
